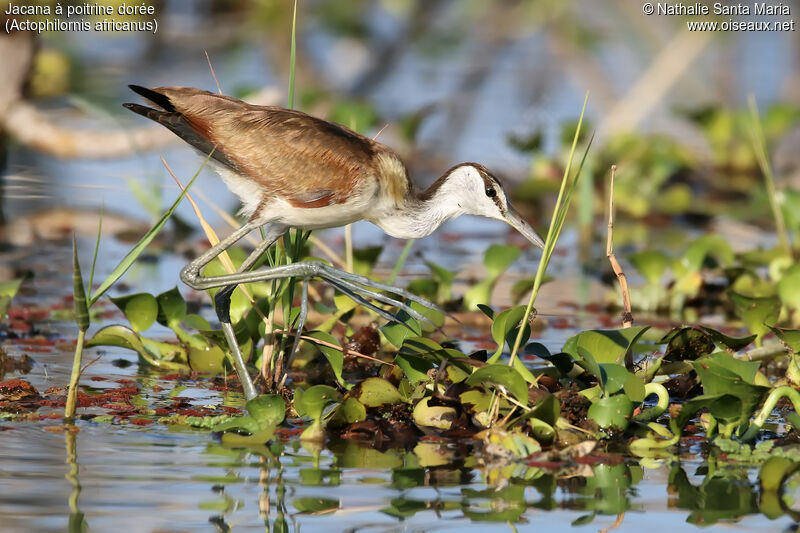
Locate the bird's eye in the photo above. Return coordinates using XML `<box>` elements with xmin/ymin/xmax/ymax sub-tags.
<box><xmin>485</xmin><ymin>187</ymin><xmax>497</xmax><ymax>198</ymax></box>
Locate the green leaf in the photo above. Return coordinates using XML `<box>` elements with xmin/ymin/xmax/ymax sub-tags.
<box><xmin>588</xmin><ymin>395</ymin><xmax>633</xmax><ymax>431</ymax></box>
<box><xmin>294</xmin><ymin>385</ymin><xmax>341</xmax><ymax>421</ymax></box>
<box><xmin>630</xmin><ymin>250</ymin><xmax>670</xmax><ymax>284</ymax></box>
<box><xmin>293</xmin><ymin>497</ymin><xmax>339</xmax><ymax>514</ymax></box>
<box><xmin>728</xmin><ymin>291</ymin><xmax>781</xmax><ymax>339</ymax></box>
<box><xmin>246</xmin><ymin>394</ymin><xmax>286</xmax><ymax>429</ymax></box>
<box><xmin>484</xmin><ymin>244</ymin><xmax>521</xmax><ymax>277</ymax></box>
<box><xmin>476</xmin><ymin>304</ymin><xmax>495</xmax><ymax>320</ymax></box>
<box><xmin>353</xmin><ymin>377</ymin><xmax>402</xmax><ymax>407</ymax></box>
<box><xmin>662</xmin><ymin>327</ymin><xmax>715</xmax><ymax>362</ymax></box>
<box><xmin>770</xmin><ymin>326</ymin><xmax>800</xmax><ymax>352</ymax></box>
<box><xmin>187</xmin><ymin>344</ymin><xmax>227</xmax><ymax>373</ymax></box>
<box><xmin>426</xmin><ymin>261</ymin><xmax>455</xmax><ymax>302</ymax></box>
<box><xmin>698</xmin><ymin>326</ymin><xmax>756</xmax><ymax>352</ymax></box>
<box><xmin>0</xmin><ymin>279</ymin><xmax>23</xmax><ymax>317</ymax></box>
<box><xmin>681</xmin><ymin>235</ymin><xmax>734</xmax><ymax>272</ymax></box>
<box><xmin>72</xmin><ymin>237</ymin><xmax>90</xmax><ymax>331</ymax></box>
<box><xmin>86</xmin><ymin>324</ymin><xmax>187</xmax><ymax>370</ymax></box>
<box><xmin>352</xmin><ymin>246</ymin><xmax>382</xmax><ymax>276</ymax></box>
<box><xmin>777</xmin><ymin>265</ymin><xmax>800</xmax><ymax>309</ymax></box>
<box><xmin>489</xmin><ymin>305</ymin><xmax>530</xmax><ymax>362</ymax></box>
<box><xmin>110</xmin><ymin>293</ymin><xmax>158</xmax><ymax>333</ymax></box>
<box><xmin>304</xmin><ymin>331</ymin><xmax>345</xmax><ymax>387</ymax></box>
<box><xmin>599</xmin><ymin>364</ymin><xmax>631</xmax><ymax>396</ymax></box>
<box><xmin>465</xmin><ymin>364</ymin><xmax>528</xmax><ymax>404</ymax></box>
<box><xmin>412</xmin><ymin>397</ymin><xmax>457</xmax><ymax>430</ymax></box>
<box><xmin>329</xmin><ymin>397</ymin><xmax>366</xmax><ymax>426</ymax></box>
<box><xmin>380</xmin><ymin>310</ymin><xmax>421</xmax><ymax>349</ymax></box>
<box><xmin>213</xmin><ymin>394</ymin><xmax>285</xmax><ymax>438</ymax></box>
<box><xmin>563</xmin><ymin>326</ymin><xmax>650</xmax><ymax>365</ymax></box>
<box><xmin>395</xmin><ymin>353</ymin><xmax>434</xmax><ymax>385</ymax></box>
<box><xmin>156</xmin><ymin>287</ymin><xmax>186</xmax><ymax>326</ymax></box>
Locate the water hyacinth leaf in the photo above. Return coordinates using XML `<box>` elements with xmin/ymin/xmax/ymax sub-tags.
<box><xmin>484</xmin><ymin>244</ymin><xmax>521</xmax><ymax>277</ymax></box>
<box><xmin>528</xmin><ymin>418</ymin><xmax>556</xmax><ymax>444</ymax></box>
<box><xmin>294</xmin><ymin>385</ymin><xmax>341</xmax><ymax>420</ymax></box>
<box><xmin>183</xmin><ymin>313</ymin><xmax>212</xmax><ymax>331</ymax></box>
<box><xmin>462</xmin><ymin>279</ymin><xmax>493</xmax><ymax>311</ymax></box>
<box><xmin>465</xmin><ymin>364</ymin><xmax>528</xmax><ymax>404</ymax></box>
<box><xmin>412</xmin><ymin>397</ymin><xmax>457</xmax><ymax>431</ymax></box>
<box><xmin>599</xmin><ymin>364</ymin><xmax>630</xmax><ymax>396</ymax></box>
<box><xmin>477</xmin><ymin>304</ymin><xmax>495</xmax><ymax>320</ymax></box>
<box><xmin>459</xmin><ymin>388</ymin><xmax>493</xmax><ymax>414</ymax></box>
<box><xmin>563</xmin><ymin>326</ymin><xmax>649</xmax><ymax>365</ymax></box>
<box><xmin>425</xmin><ymin>261</ymin><xmax>455</xmax><ymax>302</ymax></box>
<box><xmin>380</xmin><ymin>310</ymin><xmax>421</xmax><ymax>349</ymax></box>
<box><xmin>588</xmin><ymin>395</ymin><xmax>633</xmax><ymax>431</ymax></box>
<box><xmin>728</xmin><ymin>291</ymin><xmax>780</xmax><ymax>339</ymax></box>
<box><xmin>662</xmin><ymin>327</ymin><xmax>715</xmax><ymax>362</ymax></box>
<box><xmin>630</xmin><ymin>250</ymin><xmax>670</xmax><ymax>284</ymax></box>
<box><xmin>682</xmin><ymin>235</ymin><xmax>734</xmax><ymax>272</ymax></box>
<box><xmin>246</xmin><ymin>394</ymin><xmax>286</xmax><ymax>428</ymax></box>
<box><xmin>697</xmin><ymin>326</ymin><xmax>756</xmax><ymax>352</ymax></box>
<box><xmin>352</xmin><ymin>246</ymin><xmax>382</xmax><ymax>276</ymax></box>
<box><xmin>777</xmin><ymin>265</ymin><xmax>800</xmax><ymax>309</ymax></box>
<box><xmin>304</xmin><ymin>331</ymin><xmax>345</xmax><ymax>387</ymax></box>
<box><xmin>86</xmin><ymin>324</ymin><xmax>187</xmax><ymax>370</ymax></box>
<box><xmin>110</xmin><ymin>293</ymin><xmax>158</xmax><ymax>333</ymax></box>
<box><xmin>770</xmin><ymin>326</ymin><xmax>800</xmax><ymax>352</ymax></box>
<box><xmin>624</xmin><ymin>371</ymin><xmax>647</xmax><ymax>403</ymax></box>
<box><xmin>187</xmin><ymin>343</ymin><xmax>226</xmax><ymax>373</ymax></box>
<box><xmin>353</xmin><ymin>377</ymin><xmax>403</xmax><ymax>407</ymax></box>
<box><xmin>293</xmin><ymin>497</ymin><xmax>339</xmax><ymax>514</ymax></box>
<box><xmin>156</xmin><ymin>287</ymin><xmax>186</xmax><ymax>326</ymax></box>
<box><xmin>511</xmin><ymin>393</ymin><xmax>559</xmax><ymax>430</ymax></box>
<box><xmin>0</xmin><ymin>278</ymin><xmax>23</xmax><ymax>317</ymax></box>
<box><xmin>693</xmin><ymin>354</ymin><xmax>769</xmax><ymax>419</ymax></box>
<box><xmin>576</xmin><ymin>347</ymin><xmax>601</xmax><ymax>381</ymax></box>
<box><xmin>489</xmin><ymin>305</ymin><xmax>530</xmax><ymax>362</ymax></box>
<box><xmin>213</xmin><ymin>394</ymin><xmax>285</xmax><ymax>441</ymax></box>
<box><xmin>332</xmin><ymin>397</ymin><xmax>366</xmax><ymax>425</ymax></box>
<box><xmin>395</xmin><ymin>353</ymin><xmax>434</xmax><ymax>385</ymax></box>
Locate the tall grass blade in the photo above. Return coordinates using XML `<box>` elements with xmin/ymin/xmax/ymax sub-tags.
<box><xmin>66</xmin><ymin>236</ymin><xmax>90</xmax><ymax>421</ymax></box>
<box><xmin>87</xmin><ymin>204</ymin><xmax>104</xmax><ymax>291</ymax></box>
<box><xmin>288</xmin><ymin>0</ymin><xmax>298</xmax><ymax>110</ymax></box>
<box><xmin>748</xmin><ymin>94</ymin><xmax>791</xmax><ymax>255</ymax></box>
<box><xmin>508</xmin><ymin>93</ymin><xmax>592</xmax><ymax>368</ymax></box>
<box><xmin>89</xmin><ymin>155</ymin><xmax>209</xmax><ymax>305</ymax></box>
<box><xmin>72</xmin><ymin>236</ymin><xmax>90</xmax><ymax>332</ymax></box>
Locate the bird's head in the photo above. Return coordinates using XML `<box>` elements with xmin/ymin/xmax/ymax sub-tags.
<box><xmin>440</xmin><ymin>163</ymin><xmax>545</xmax><ymax>248</ymax></box>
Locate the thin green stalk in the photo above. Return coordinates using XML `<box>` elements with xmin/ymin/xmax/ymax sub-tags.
<box><xmin>64</xmin><ymin>329</ymin><xmax>86</xmax><ymax>422</ymax></box>
<box><xmin>741</xmin><ymin>386</ymin><xmax>800</xmax><ymax>442</ymax></box>
<box><xmin>387</xmin><ymin>239</ymin><xmax>415</xmax><ymax>286</ymax></box>
<box><xmin>66</xmin><ymin>236</ymin><xmax>90</xmax><ymax>422</ymax></box>
<box><xmin>287</xmin><ymin>0</ymin><xmax>297</xmax><ymax>110</ymax></box>
<box><xmin>748</xmin><ymin>94</ymin><xmax>791</xmax><ymax>255</ymax></box>
<box><xmin>507</xmin><ymin>93</ymin><xmax>591</xmax><ymax>368</ymax></box>
<box><xmin>87</xmin><ymin>204</ymin><xmax>103</xmax><ymax>291</ymax></box>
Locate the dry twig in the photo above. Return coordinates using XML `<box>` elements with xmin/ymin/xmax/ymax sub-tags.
<box><xmin>606</xmin><ymin>165</ymin><xmax>633</xmax><ymax>328</ymax></box>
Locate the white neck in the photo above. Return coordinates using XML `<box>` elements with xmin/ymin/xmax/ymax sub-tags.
<box><xmin>371</xmin><ymin>169</ymin><xmax>474</xmax><ymax>239</ymax></box>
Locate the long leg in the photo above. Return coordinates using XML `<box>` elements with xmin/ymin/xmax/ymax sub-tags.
<box><xmin>182</xmin><ymin>222</ymin><xmax>286</xmax><ymax>400</ymax></box>
<box><xmin>182</xmin><ymin>222</ymin><xmax>446</xmax><ymax>400</ymax></box>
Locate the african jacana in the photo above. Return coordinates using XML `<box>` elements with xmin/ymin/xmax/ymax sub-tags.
<box><xmin>124</xmin><ymin>85</ymin><xmax>544</xmax><ymax>400</ymax></box>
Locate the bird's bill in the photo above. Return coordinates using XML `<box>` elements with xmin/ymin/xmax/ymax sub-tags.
<box><xmin>504</xmin><ymin>204</ymin><xmax>545</xmax><ymax>249</ymax></box>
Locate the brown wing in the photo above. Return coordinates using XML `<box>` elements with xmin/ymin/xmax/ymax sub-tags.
<box><xmin>126</xmin><ymin>86</ymin><xmax>395</xmax><ymax>208</ymax></box>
